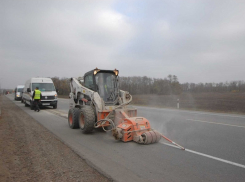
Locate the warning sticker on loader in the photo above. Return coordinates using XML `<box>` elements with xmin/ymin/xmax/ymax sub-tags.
<box><xmin>121</xmin><ymin>124</ymin><xmax>128</xmax><ymax>128</ymax></box>
<box><xmin>140</xmin><ymin>125</ymin><xmax>145</xmax><ymax>129</ymax></box>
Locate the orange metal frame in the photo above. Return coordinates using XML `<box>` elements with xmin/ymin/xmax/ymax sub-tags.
<box><xmin>96</xmin><ymin>110</ymin><xmax>111</xmax><ymax>127</ymax></box>
<box><xmin>116</xmin><ymin>110</ymin><xmax>151</xmax><ymax>142</ymax></box>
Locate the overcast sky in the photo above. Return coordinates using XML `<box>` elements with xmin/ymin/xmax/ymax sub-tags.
<box><xmin>1</xmin><ymin>0</ymin><xmax>245</xmax><ymax>89</ymax></box>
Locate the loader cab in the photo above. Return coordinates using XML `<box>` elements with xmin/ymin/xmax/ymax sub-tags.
<box><xmin>84</xmin><ymin>68</ymin><xmax>119</xmax><ymax>104</ymax></box>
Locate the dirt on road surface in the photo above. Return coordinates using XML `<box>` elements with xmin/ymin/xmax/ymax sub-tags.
<box><xmin>0</xmin><ymin>96</ymin><xmax>111</xmax><ymax>182</ymax></box>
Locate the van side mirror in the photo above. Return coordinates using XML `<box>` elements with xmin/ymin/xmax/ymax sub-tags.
<box><xmin>56</xmin><ymin>89</ymin><xmax>59</xmax><ymax>93</ymax></box>
<box><xmin>27</xmin><ymin>88</ymin><xmax>31</xmax><ymax>92</ymax></box>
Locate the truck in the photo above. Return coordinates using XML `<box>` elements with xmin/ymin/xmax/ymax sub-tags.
<box><xmin>22</xmin><ymin>77</ymin><xmax>58</xmax><ymax>109</ymax></box>
<box><xmin>67</xmin><ymin>68</ymin><xmax>185</xmax><ymax>149</ymax></box>
<box><xmin>68</xmin><ymin>68</ymin><xmax>162</xmax><ymax>144</ymax></box>
<box><xmin>14</xmin><ymin>85</ymin><xmax>24</xmax><ymax>101</ymax></box>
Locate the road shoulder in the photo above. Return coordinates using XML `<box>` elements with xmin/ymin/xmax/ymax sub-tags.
<box><xmin>0</xmin><ymin>96</ymin><xmax>110</xmax><ymax>182</ymax></box>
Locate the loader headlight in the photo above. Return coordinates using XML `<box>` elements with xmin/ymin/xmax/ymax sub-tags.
<box><xmin>94</xmin><ymin>67</ymin><xmax>100</xmax><ymax>75</ymax></box>
<box><xmin>114</xmin><ymin>69</ymin><xmax>119</xmax><ymax>76</ymax></box>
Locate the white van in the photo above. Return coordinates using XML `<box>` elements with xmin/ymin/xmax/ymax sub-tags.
<box><xmin>22</xmin><ymin>77</ymin><xmax>58</xmax><ymax>109</ymax></box>
<box><xmin>14</xmin><ymin>85</ymin><xmax>24</xmax><ymax>101</ymax></box>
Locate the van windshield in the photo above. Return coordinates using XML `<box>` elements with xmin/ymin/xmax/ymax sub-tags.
<box><xmin>32</xmin><ymin>83</ymin><xmax>55</xmax><ymax>92</ymax></box>
<box><xmin>17</xmin><ymin>88</ymin><xmax>23</xmax><ymax>92</ymax></box>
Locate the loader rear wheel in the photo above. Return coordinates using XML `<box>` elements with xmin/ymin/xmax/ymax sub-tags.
<box><xmin>79</xmin><ymin>106</ymin><xmax>95</xmax><ymax>133</ymax></box>
<box><xmin>68</xmin><ymin>108</ymin><xmax>80</xmax><ymax>129</ymax></box>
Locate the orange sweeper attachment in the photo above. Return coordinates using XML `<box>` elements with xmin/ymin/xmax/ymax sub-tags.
<box><xmin>94</xmin><ymin>106</ymin><xmax>185</xmax><ymax>150</ymax></box>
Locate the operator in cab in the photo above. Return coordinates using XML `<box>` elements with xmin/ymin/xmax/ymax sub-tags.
<box><xmin>32</xmin><ymin>87</ymin><xmax>42</xmax><ymax>112</ymax></box>
<box><xmin>96</xmin><ymin>73</ymin><xmax>116</xmax><ymax>102</ymax></box>
<box><xmin>97</xmin><ymin>75</ymin><xmax>108</xmax><ymax>97</ymax></box>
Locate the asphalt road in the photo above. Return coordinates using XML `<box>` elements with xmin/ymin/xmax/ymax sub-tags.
<box><xmin>6</xmin><ymin>95</ymin><xmax>245</xmax><ymax>182</ymax></box>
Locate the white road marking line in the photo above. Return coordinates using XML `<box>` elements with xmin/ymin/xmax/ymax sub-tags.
<box><xmin>160</xmin><ymin>142</ymin><xmax>245</xmax><ymax>169</ymax></box>
<box><xmin>186</xmin><ymin>119</ymin><xmax>245</xmax><ymax>128</ymax></box>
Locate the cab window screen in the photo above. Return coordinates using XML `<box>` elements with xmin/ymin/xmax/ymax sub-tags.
<box><xmin>84</xmin><ymin>75</ymin><xmax>94</xmax><ymax>88</ymax></box>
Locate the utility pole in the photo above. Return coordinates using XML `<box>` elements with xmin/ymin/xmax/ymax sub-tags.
<box><xmin>0</xmin><ymin>78</ymin><xmax>2</xmax><ymax>95</ymax></box>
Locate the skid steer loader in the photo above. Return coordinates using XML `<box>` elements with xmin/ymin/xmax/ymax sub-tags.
<box><xmin>68</xmin><ymin>68</ymin><xmax>185</xmax><ymax>148</ymax></box>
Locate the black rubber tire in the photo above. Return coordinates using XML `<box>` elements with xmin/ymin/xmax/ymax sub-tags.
<box><xmin>53</xmin><ymin>104</ymin><xmax>57</xmax><ymax>109</ymax></box>
<box><xmin>68</xmin><ymin>108</ymin><xmax>80</xmax><ymax>129</ymax></box>
<box><xmin>30</xmin><ymin>101</ymin><xmax>34</xmax><ymax>110</ymax></box>
<box><xmin>79</xmin><ymin>106</ymin><xmax>95</xmax><ymax>133</ymax></box>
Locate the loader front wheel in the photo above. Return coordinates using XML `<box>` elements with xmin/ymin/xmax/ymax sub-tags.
<box><xmin>68</xmin><ymin>108</ymin><xmax>80</xmax><ymax>129</ymax></box>
<box><xmin>79</xmin><ymin>106</ymin><xmax>95</xmax><ymax>133</ymax></box>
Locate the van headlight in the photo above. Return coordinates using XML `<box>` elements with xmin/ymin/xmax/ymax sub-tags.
<box><xmin>55</xmin><ymin>94</ymin><xmax>57</xmax><ymax>99</ymax></box>
<box><xmin>16</xmin><ymin>95</ymin><xmax>20</xmax><ymax>97</ymax></box>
